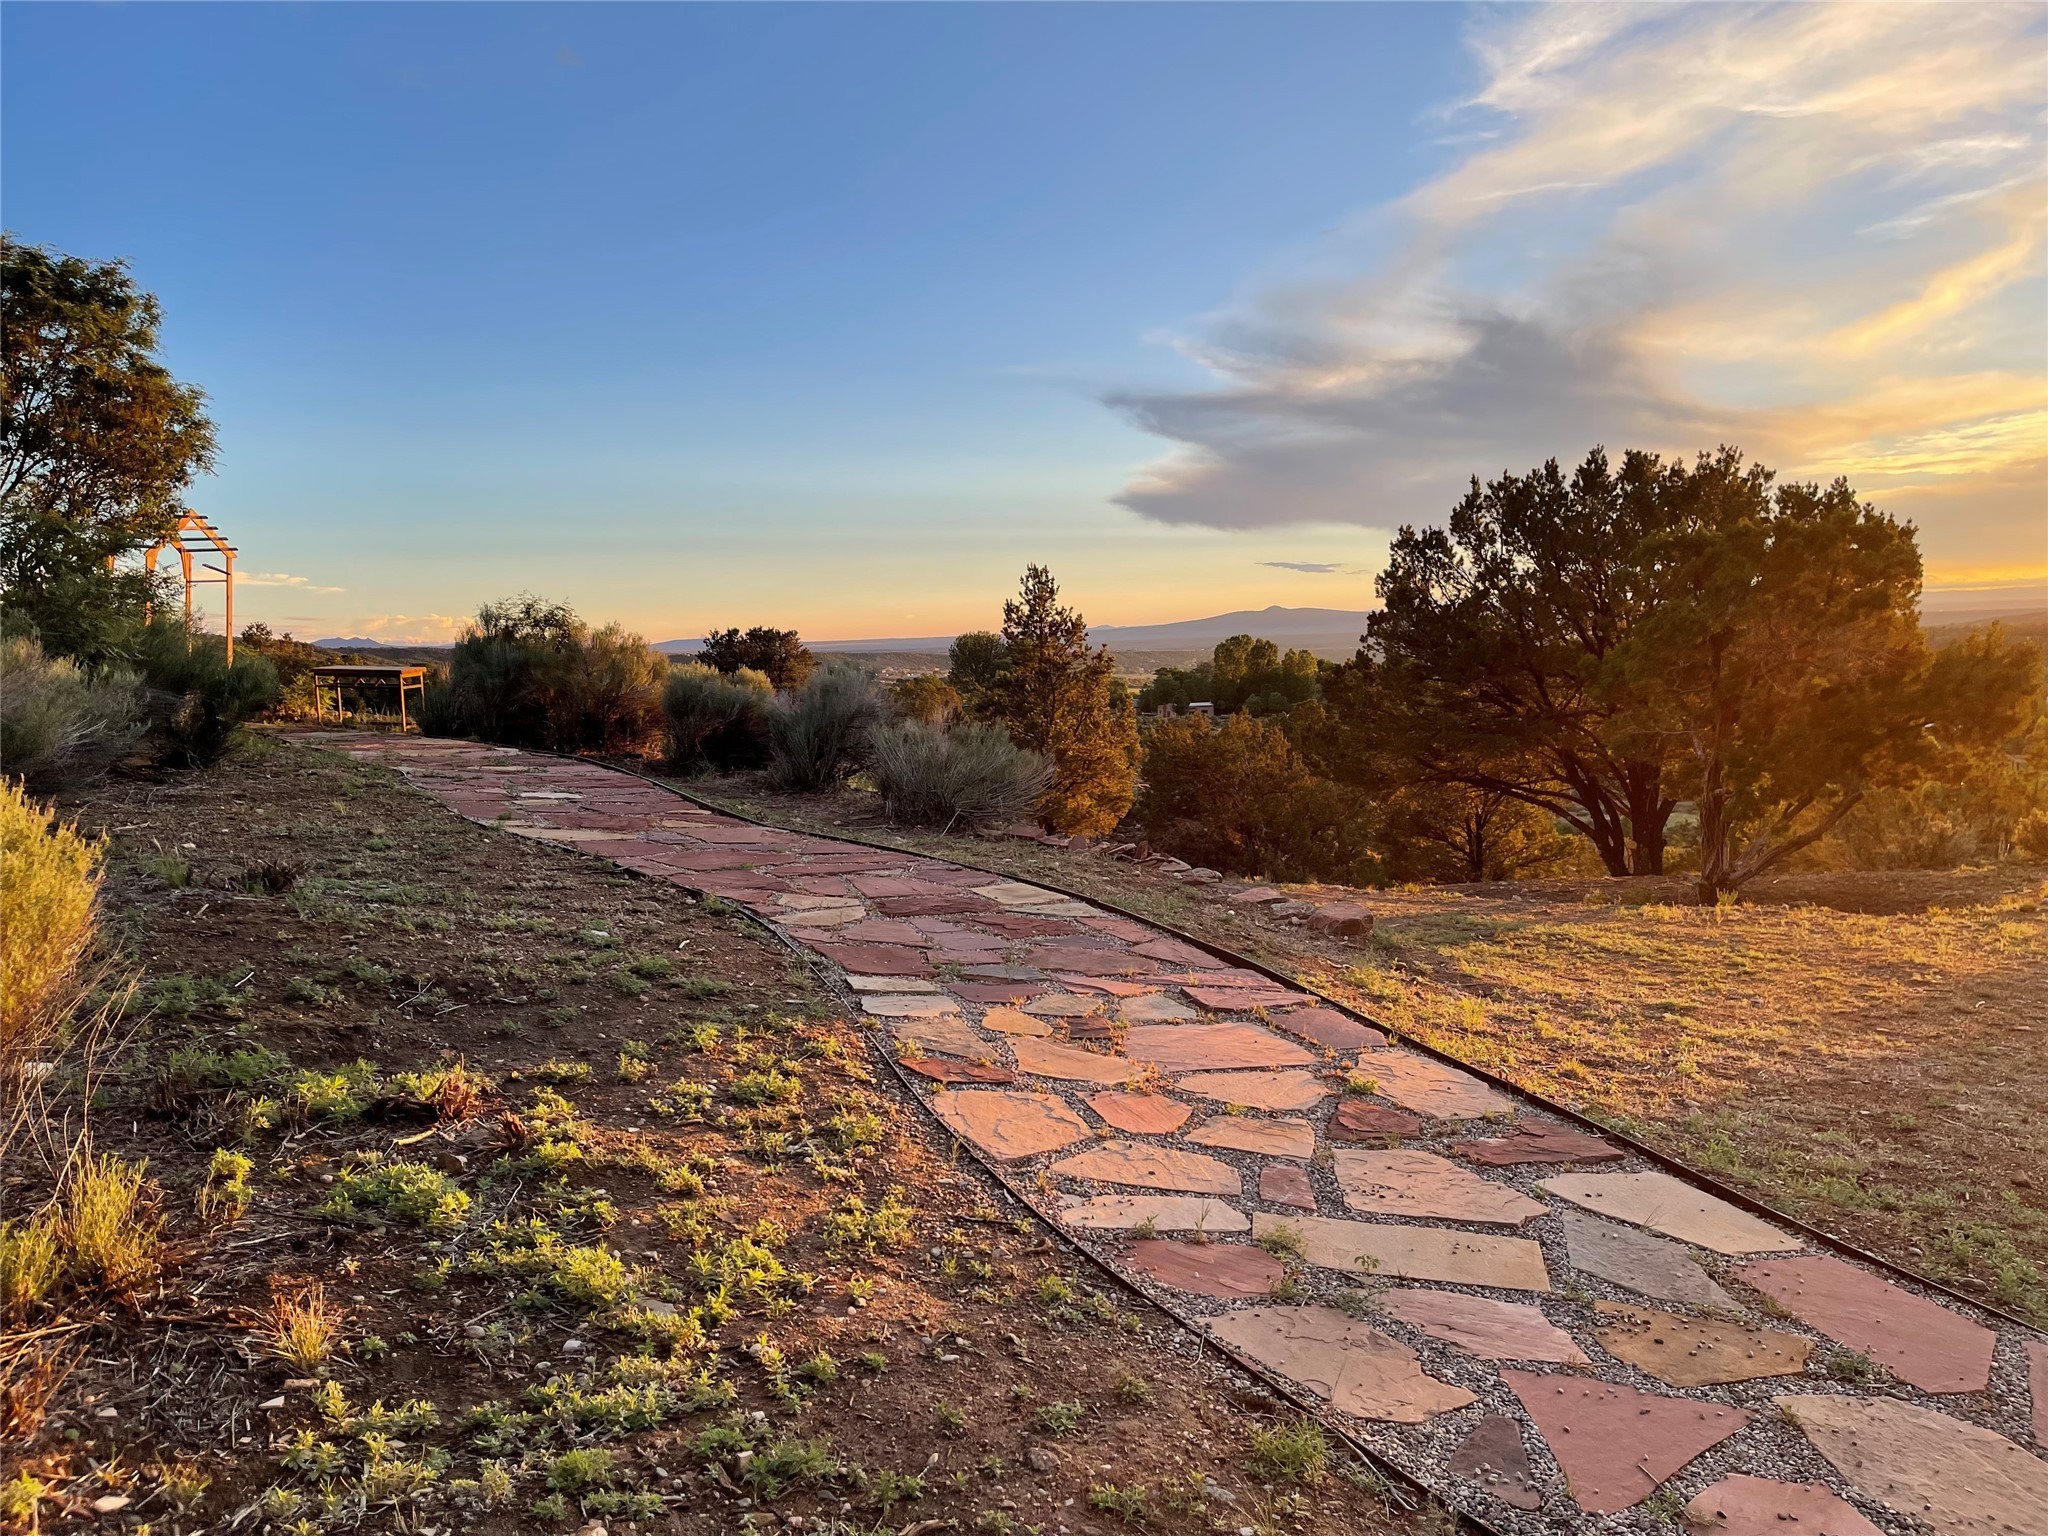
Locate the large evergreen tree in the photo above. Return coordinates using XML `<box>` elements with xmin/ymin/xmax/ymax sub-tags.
<box><xmin>991</xmin><ymin>565</ymin><xmax>1138</xmax><ymax>837</ymax></box>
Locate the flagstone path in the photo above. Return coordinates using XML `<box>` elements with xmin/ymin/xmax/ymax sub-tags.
<box><xmin>314</xmin><ymin>733</ymin><xmax>2047</xmax><ymax>1534</ymax></box>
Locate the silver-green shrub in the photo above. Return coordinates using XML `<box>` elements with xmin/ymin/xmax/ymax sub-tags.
<box><xmin>660</xmin><ymin>663</ymin><xmax>772</xmax><ymax>773</ymax></box>
<box><xmin>867</xmin><ymin>719</ymin><xmax>1052</xmax><ymax>829</ymax></box>
<box><xmin>765</xmin><ymin>664</ymin><xmax>885</xmax><ymax>792</ymax></box>
<box><xmin>0</xmin><ymin>636</ymin><xmax>146</xmax><ymax>788</ymax></box>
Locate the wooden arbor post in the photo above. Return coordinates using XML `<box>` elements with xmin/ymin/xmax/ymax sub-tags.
<box><xmin>145</xmin><ymin>510</ymin><xmax>238</xmax><ymax>662</ymax></box>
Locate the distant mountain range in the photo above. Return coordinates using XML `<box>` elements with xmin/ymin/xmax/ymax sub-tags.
<box><xmin>319</xmin><ymin>588</ymin><xmax>2043</xmax><ymax>660</ymax></box>
<box><xmin>655</xmin><ymin>605</ymin><xmax>1379</xmax><ymax>658</ymax></box>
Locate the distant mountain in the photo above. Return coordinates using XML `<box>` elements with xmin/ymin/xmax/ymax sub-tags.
<box><xmin>313</xmin><ymin>637</ymin><xmax>395</xmax><ymax>649</ymax></box>
<box><xmin>656</xmin><ymin>605</ymin><xmax>1376</xmax><ymax>659</ymax></box>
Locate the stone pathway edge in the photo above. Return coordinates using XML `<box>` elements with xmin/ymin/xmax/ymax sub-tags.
<box><xmin>646</xmin><ymin>768</ymin><xmax>2030</xmax><ymax>1335</ymax></box>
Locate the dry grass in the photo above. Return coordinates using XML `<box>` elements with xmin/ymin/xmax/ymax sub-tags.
<box><xmin>0</xmin><ymin>780</ymin><xmax>103</xmax><ymax>1082</ymax></box>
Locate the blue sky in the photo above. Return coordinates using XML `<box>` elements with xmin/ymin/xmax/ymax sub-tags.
<box><xmin>6</xmin><ymin>3</ymin><xmax>2043</xmax><ymax>642</ymax></box>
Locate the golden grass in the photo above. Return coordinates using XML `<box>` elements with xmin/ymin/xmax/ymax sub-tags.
<box><xmin>0</xmin><ymin>1212</ymin><xmax>61</xmax><ymax>1324</ymax></box>
<box><xmin>61</xmin><ymin>1151</ymin><xmax>162</xmax><ymax>1298</ymax></box>
<box><xmin>0</xmin><ymin>779</ymin><xmax>104</xmax><ymax>1071</ymax></box>
<box><xmin>258</xmin><ymin>1280</ymin><xmax>342</xmax><ymax>1373</ymax></box>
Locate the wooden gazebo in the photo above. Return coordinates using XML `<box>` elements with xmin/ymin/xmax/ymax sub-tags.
<box><xmin>313</xmin><ymin>665</ymin><xmax>430</xmax><ymax>733</ymax></box>
<box><xmin>145</xmin><ymin>510</ymin><xmax>238</xmax><ymax>660</ymax></box>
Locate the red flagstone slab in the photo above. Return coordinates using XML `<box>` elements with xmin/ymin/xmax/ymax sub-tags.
<box><xmin>975</xmin><ymin>913</ymin><xmax>1080</xmax><ymax>938</ymax></box>
<box><xmin>1503</xmin><ymin>1369</ymin><xmax>1751</xmax><ymax>1513</ymax></box>
<box><xmin>1026</xmin><ymin>945</ymin><xmax>1155</xmax><ymax>976</ymax></box>
<box><xmin>1131</xmin><ymin>937</ymin><xmax>1216</xmax><ymax>965</ymax></box>
<box><xmin>1447</xmin><ymin>1416</ymin><xmax>1543</xmax><ymax>1510</ymax></box>
<box><xmin>1328</xmin><ymin>1101</ymin><xmax>1423</xmax><ymax>1141</ymax></box>
<box><xmin>1381</xmin><ymin>1290</ymin><xmax>1587</xmax><ymax>1364</ymax></box>
<box><xmin>1454</xmin><ymin>1122</ymin><xmax>1624</xmax><ymax>1166</ymax></box>
<box><xmin>846</xmin><ymin>874</ymin><xmax>953</xmax><ymax>898</ymax></box>
<box><xmin>1060</xmin><ymin>1195</ymin><xmax>1248</xmax><ymax>1233</ymax></box>
<box><xmin>1186</xmin><ymin>1116</ymin><xmax>1317</xmax><ymax>1158</ymax></box>
<box><xmin>682</xmin><ymin>825</ymin><xmax>795</xmax><ymax>846</ymax></box>
<box><xmin>875</xmin><ymin>893</ymin><xmax>994</xmax><ymax>916</ymax></box>
<box><xmin>887</xmin><ymin>1017</ymin><xmax>992</xmax><ymax>1060</ymax></box>
<box><xmin>1736</xmin><ymin>1254</ymin><xmax>1994</xmax><ymax>1394</ymax></box>
<box><xmin>1064</xmin><ymin>1017</ymin><xmax>1116</xmax><ymax>1042</ymax></box>
<box><xmin>978</xmin><ymin>1006</ymin><xmax>1052</xmax><ymax>1037</ymax></box>
<box><xmin>1358</xmin><ymin>1054</ymin><xmax>1517</xmax><ymax>1119</ymax></box>
<box><xmin>831</xmin><ymin>919</ymin><xmax>931</xmax><ymax>945</ymax></box>
<box><xmin>1592</xmin><ymin>1301</ymin><xmax>1811</xmax><ymax>1385</ymax></box>
<box><xmin>1078</xmin><ymin>915</ymin><xmax>1155</xmax><ymax>941</ymax></box>
<box><xmin>900</xmin><ymin>1058</ymin><xmax>1016</xmax><ymax>1085</ymax></box>
<box><xmin>1048</xmin><ymin>1142</ymin><xmax>1241</xmax><ymax>1195</ymax></box>
<box><xmin>1257</xmin><ymin>1212</ymin><xmax>1551</xmax><ymax>1292</ymax></box>
<box><xmin>1086</xmin><ymin>1092</ymin><xmax>1191</xmax><ymax>1135</ymax></box>
<box><xmin>1259</xmin><ymin>1164</ymin><xmax>1316</xmax><ymax>1210</ymax></box>
<box><xmin>1117</xmin><ymin>992</ymin><xmax>1199</xmax><ymax>1022</ymax></box>
<box><xmin>810</xmin><ymin>942</ymin><xmax>935</xmax><ymax>977</ymax></box>
<box><xmin>1332</xmin><ymin>1149</ymin><xmax>1548</xmax><ymax>1225</ymax></box>
<box><xmin>1123</xmin><ymin>1239</ymin><xmax>1284</xmax><ymax>1299</ymax></box>
<box><xmin>1778</xmin><ymin>1393</ymin><xmax>2048</xmax><ymax>1536</ymax></box>
<box><xmin>1266</xmin><ymin>1006</ymin><xmax>1387</xmax><ymax>1051</ymax></box>
<box><xmin>1560</xmin><ymin>1211</ymin><xmax>1739</xmax><ymax>1315</ymax></box>
<box><xmin>962</xmin><ymin>963</ymin><xmax>1046</xmax><ymax>981</ymax></box>
<box><xmin>1209</xmin><ymin>1307</ymin><xmax>1475</xmax><ymax>1423</ymax></box>
<box><xmin>653</xmin><ymin>848</ymin><xmax>766</xmax><ymax>871</ymax></box>
<box><xmin>1177</xmin><ymin>1069</ymin><xmax>1330</xmax><ymax>1112</ymax></box>
<box><xmin>930</xmin><ymin>1089</ymin><xmax>1090</xmax><ymax>1162</ymax></box>
<box><xmin>1021</xmin><ymin>993</ymin><xmax>1105</xmax><ymax>1018</ymax></box>
<box><xmin>2028</xmin><ymin>1337</ymin><xmax>2048</xmax><ymax>1446</ymax></box>
<box><xmin>1053</xmin><ymin>975</ymin><xmax>1156</xmax><ymax>997</ymax></box>
<box><xmin>786</xmin><ymin>875</ymin><xmax>856</xmax><ymax>896</ymax></box>
<box><xmin>1184</xmin><ymin>986</ymin><xmax>1312</xmax><ymax>1012</ymax></box>
<box><xmin>1542</xmin><ymin>1170</ymin><xmax>1801</xmax><ymax>1256</ymax></box>
<box><xmin>951</xmin><ymin>982</ymin><xmax>1046</xmax><ymax>1005</ymax></box>
<box><xmin>1123</xmin><ymin>1023</ymin><xmax>1315</xmax><ymax>1073</ymax></box>
<box><xmin>1009</xmin><ymin>1037</ymin><xmax>1137</xmax><ymax>1085</ymax></box>
<box><xmin>1682</xmin><ymin>1475</ymin><xmax>1883</xmax><ymax>1536</ymax></box>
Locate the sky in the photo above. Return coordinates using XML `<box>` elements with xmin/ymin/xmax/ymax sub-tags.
<box><xmin>5</xmin><ymin>2</ymin><xmax>2044</xmax><ymax>644</ymax></box>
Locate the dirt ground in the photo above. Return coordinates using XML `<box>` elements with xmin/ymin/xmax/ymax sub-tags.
<box><xmin>691</xmin><ymin>774</ymin><xmax>2048</xmax><ymax>1329</ymax></box>
<box><xmin>5</xmin><ymin>738</ymin><xmax>1427</xmax><ymax>1534</ymax></box>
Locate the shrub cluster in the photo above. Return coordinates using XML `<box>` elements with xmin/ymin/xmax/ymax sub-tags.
<box><xmin>660</xmin><ymin>664</ymin><xmax>773</xmax><ymax>773</ymax></box>
<box><xmin>135</xmin><ymin>620</ymin><xmax>283</xmax><ymax>767</ymax></box>
<box><xmin>0</xmin><ymin>637</ymin><xmax>145</xmax><ymax>789</ymax></box>
<box><xmin>432</xmin><ymin>596</ymin><xmax>665</xmax><ymax>754</ymax></box>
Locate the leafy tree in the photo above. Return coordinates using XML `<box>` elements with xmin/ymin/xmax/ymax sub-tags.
<box><xmin>1136</xmin><ymin>660</ymin><xmax>1213</xmax><ymax>714</ymax></box>
<box><xmin>1136</xmin><ymin>714</ymin><xmax>1377</xmax><ymax>882</ymax></box>
<box><xmin>947</xmin><ymin>630</ymin><xmax>1011</xmax><ymax>715</ymax></box>
<box><xmin>990</xmin><ymin>566</ymin><xmax>1138</xmax><ymax>836</ymax></box>
<box><xmin>2</xmin><ymin>239</ymin><xmax>216</xmax><ymax>666</ymax></box>
<box><xmin>890</xmin><ymin>674</ymin><xmax>962</xmax><ymax>725</ymax></box>
<box><xmin>1352</xmin><ymin>446</ymin><xmax>2041</xmax><ymax>898</ymax></box>
<box><xmin>701</xmin><ymin>626</ymin><xmax>814</xmax><ymax>692</ymax></box>
<box><xmin>1210</xmin><ymin>635</ymin><xmax>1320</xmax><ymax>714</ymax></box>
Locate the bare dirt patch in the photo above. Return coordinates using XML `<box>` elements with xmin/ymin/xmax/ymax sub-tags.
<box><xmin>7</xmin><ymin>739</ymin><xmax>1419</xmax><ymax>1534</ymax></box>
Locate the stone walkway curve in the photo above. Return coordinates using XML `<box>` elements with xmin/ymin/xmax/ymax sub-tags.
<box><xmin>317</xmin><ymin>732</ymin><xmax>2048</xmax><ymax>1535</ymax></box>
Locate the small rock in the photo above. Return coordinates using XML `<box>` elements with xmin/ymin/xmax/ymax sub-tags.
<box><xmin>284</xmin><ymin>1378</ymin><xmax>318</xmax><ymax>1389</ymax></box>
<box><xmin>1306</xmin><ymin>901</ymin><xmax>1375</xmax><ymax>941</ymax></box>
<box><xmin>1026</xmin><ymin>1447</ymin><xmax>1061</xmax><ymax>1473</ymax></box>
<box><xmin>563</xmin><ymin>1338</ymin><xmax>585</xmax><ymax>1354</ymax></box>
<box><xmin>94</xmin><ymin>1407</ymin><xmax>118</xmax><ymax>1420</ymax></box>
<box><xmin>258</xmin><ymin>1396</ymin><xmax>286</xmax><ymax>1411</ymax></box>
<box><xmin>464</xmin><ymin>1324</ymin><xmax>487</xmax><ymax>1339</ymax></box>
<box><xmin>1269</xmin><ymin>900</ymin><xmax>1316</xmax><ymax>918</ymax></box>
<box><xmin>435</xmin><ymin>1152</ymin><xmax>468</xmax><ymax>1173</ymax></box>
<box><xmin>573</xmin><ymin>1522</ymin><xmax>606</xmax><ymax>1536</ymax></box>
<box><xmin>1181</xmin><ymin>867</ymin><xmax>1223</xmax><ymax>884</ymax></box>
<box><xmin>92</xmin><ymin>1495</ymin><xmax>131</xmax><ymax>1514</ymax></box>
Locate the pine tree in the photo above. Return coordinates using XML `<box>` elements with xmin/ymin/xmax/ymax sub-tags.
<box><xmin>992</xmin><ymin>566</ymin><xmax>1138</xmax><ymax>836</ymax></box>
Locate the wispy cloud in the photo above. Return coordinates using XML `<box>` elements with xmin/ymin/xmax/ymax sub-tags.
<box><xmin>237</xmin><ymin>571</ymin><xmax>346</xmax><ymax>594</ymax></box>
<box><xmin>1107</xmin><ymin>2</ymin><xmax>2047</xmax><ymax>566</ymax></box>
<box><xmin>1260</xmin><ymin>560</ymin><xmax>1345</xmax><ymax>574</ymax></box>
<box><xmin>356</xmin><ymin>613</ymin><xmax>466</xmax><ymax>643</ymax></box>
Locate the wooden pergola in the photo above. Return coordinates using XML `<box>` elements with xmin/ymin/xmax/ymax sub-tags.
<box><xmin>145</xmin><ymin>510</ymin><xmax>238</xmax><ymax>661</ymax></box>
<box><xmin>313</xmin><ymin>665</ymin><xmax>429</xmax><ymax>733</ymax></box>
